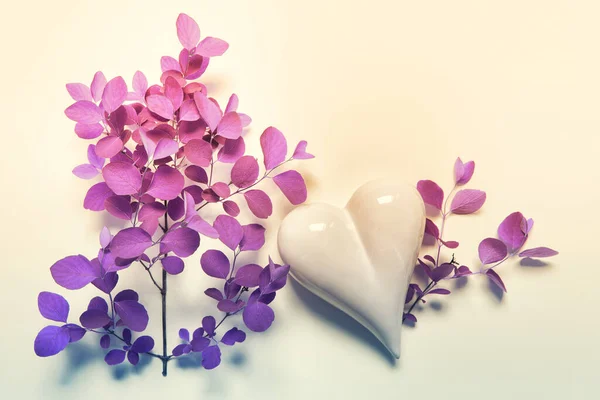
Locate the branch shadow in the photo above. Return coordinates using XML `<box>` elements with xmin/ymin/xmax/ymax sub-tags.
<box><xmin>289</xmin><ymin>279</ymin><xmax>397</xmax><ymax>366</ymax></box>
<box><xmin>520</xmin><ymin>258</ymin><xmax>549</xmax><ymax>268</ymax></box>
<box><xmin>487</xmin><ymin>279</ymin><xmax>505</xmax><ymax>302</ymax></box>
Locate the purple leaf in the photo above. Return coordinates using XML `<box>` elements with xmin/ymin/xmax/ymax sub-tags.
<box><xmin>84</xmin><ymin>182</ymin><xmax>114</xmax><ymax>211</ymax></box>
<box><xmin>416</xmin><ymin>180</ymin><xmax>444</xmax><ymax>211</ymax></box>
<box><xmin>104</xmin><ymin>196</ymin><xmax>133</xmax><ymax>220</ymax></box>
<box><xmin>63</xmin><ymin>324</ymin><xmax>86</xmax><ymax>343</ymax></box>
<box><xmin>96</xmin><ymin>136</ymin><xmax>124</xmax><ymax>158</ymax></box>
<box><xmin>160</xmin><ymin>227</ymin><xmax>200</xmax><ymax>257</ymax></box>
<box><xmin>193</xmin><ymin>92</ymin><xmax>221</xmax><ymax>132</ymax></box>
<box><xmin>196</xmin><ymin>37</ymin><xmax>229</xmax><ymax>57</ymax></box>
<box><xmin>72</xmin><ymin>164</ymin><xmax>99</xmax><ymax>179</ymax></box>
<box><xmin>38</xmin><ymin>292</ymin><xmax>69</xmax><ymax>323</ymax></box>
<box><xmin>217</xmin><ymin>299</ymin><xmax>244</xmax><ymax>313</ymax></box>
<box><xmin>455</xmin><ymin>265</ymin><xmax>473</xmax><ymax>277</ymax></box>
<box><xmin>167</xmin><ymin>196</ymin><xmax>185</xmax><ymax>221</ymax></box>
<box><xmin>90</xmin><ymin>71</ymin><xmax>107</xmax><ymax>102</ymax></box>
<box><xmin>403</xmin><ymin>313</ymin><xmax>417</xmax><ymax>323</ymax></box>
<box><xmin>260</xmin><ymin>126</ymin><xmax>287</xmax><ymax>169</ymax></box>
<box><xmin>161</xmin><ymin>56</ymin><xmax>182</xmax><ymax>73</ymax></box>
<box><xmin>243</xmin><ymin>302</ymin><xmax>275</xmax><ymax>332</ymax></box>
<box><xmin>75</xmin><ymin>123</ymin><xmax>103</xmax><ymax>139</ymax></box>
<box><xmin>272</xmin><ymin>170</ymin><xmax>307</xmax><ymax>205</ymax></box>
<box><xmin>110</xmin><ymin>227</ymin><xmax>153</xmax><ymax>259</ymax></box>
<box><xmin>102</xmin><ymin>76</ymin><xmax>128</xmax><ymax>114</ymax></box>
<box><xmin>147</xmin><ymin>166</ymin><xmax>185</xmax><ymax>201</ymax></box>
<box><xmin>221</xmin><ymin>327</ymin><xmax>246</xmax><ymax>346</ymax></box>
<box><xmin>131</xmin><ymin>336</ymin><xmax>154</xmax><ymax>353</ymax></box>
<box><xmin>218</xmin><ymin>137</ymin><xmax>245</xmax><ymax>163</ymax></box>
<box><xmin>87</xmin><ymin>144</ymin><xmax>104</xmax><ymax>169</ymax></box>
<box><xmin>239</xmin><ymin>224</ymin><xmax>266</xmax><ymax>251</ymax></box>
<box><xmin>65</xmin><ymin>101</ymin><xmax>102</xmax><ymax>124</ymax></box>
<box><xmin>184</xmin><ymin>139</ymin><xmax>213</xmax><ymax>167</ymax></box>
<box><xmin>88</xmin><ymin>297</ymin><xmax>109</xmax><ymax>313</ymax></box>
<box><xmin>162</xmin><ymin>256</ymin><xmax>185</xmax><ymax>275</ymax></box>
<box><xmin>244</xmin><ymin>190</ymin><xmax>273</xmax><ymax>219</ymax></box>
<box><xmin>50</xmin><ymin>255</ymin><xmax>99</xmax><ymax>290</ymax></box>
<box><xmin>450</xmin><ymin>189</ymin><xmax>486</xmax><ymax>214</ymax></box>
<box><xmin>176</xmin><ymin>13</ymin><xmax>200</xmax><ymax>50</ymax></box>
<box><xmin>34</xmin><ymin>326</ymin><xmax>70</xmax><ymax>357</ymax></box>
<box><xmin>114</xmin><ymin>300</ymin><xmax>149</xmax><ymax>332</ymax></box>
<box><xmin>185</xmin><ymin>165</ymin><xmax>208</xmax><ymax>184</ymax></box>
<box><xmin>428</xmin><ymin>288</ymin><xmax>451</xmax><ymax>295</ymax></box>
<box><xmin>91</xmin><ymin>272</ymin><xmax>118</xmax><ymax>294</ymax></box>
<box><xmin>186</xmin><ymin>215</ymin><xmax>219</xmax><ymax>238</ymax></box>
<box><xmin>498</xmin><ymin>212</ymin><xmax>528</xmax><ymax>251</ymax></box>
<box><xmin>431</xmin><ymin>263</ymin><xmax>454</xmax><ymax>282</ymax></box>
<box><xmin>66</xmin><ymin>83</ymin><xmax>92</xmax><ymax>101</ymax></box>
<box><xmin>211</xmin><ymin>182</ymin><xmax>230</xmax><ymax>199</ymax></box>
<box><xmin>486</xmin><ymin>269</ymin><xmax>507</xmax><ymax>292</ymax></box>
<box><xmin>213</xmin><ymin>215</ymin><xmax>243</xmax><ymax>250</ymax></box>
<box><xmin>478</xmin><ymin>238</ymin><xmax>508</xmax><ymax>265</ymax></box>
<box><xmin>172</xmin><ymin>343</ymin><xmax>191</xmax><ymax>357</ymax></box>
<box><xmin>132</xmin><ymin>71</ymin><xmax>148</xmax><ymax>96</ymax></box>
<box><xmin>147</xmin><ymin>94</ymin><xmax>174</xmax><ymax>119</ymax></box>
<box><xmin>234</xmin><ymin>264</ymin><xmax>263</xmax><ymax>287</ymax></box>
<box><xmin>128</xmin><ymin>351</ymin><xmax>140</xmax><ymax>365</ymax></box>
<box><xmin>79</xmin><ymin>309</ymin><xmax>110</xmax><ymax>329</ymax></box>
<box><xmin>223</xmin><ymin>200</ymin><xmax>240</xmax><ymax>217</ymax></box>
<box><xmin>518</xmin><ymin>247</ymin><xmax>559</xmax><ymax>258</ymax></box>
<box><xmin>179</xmin><ymin>328</ymin><xmax>190</xmax><ymax>342</ymax></box>
<box><xmin>200</xmin><ymin>250</ymin><xmax>230</xmax><ymax>279</ymax></box>
<box><xmin>114</xmin><ymin>289</ymin><xmax>139</xmax><ymax>303</ymax></box>
<box><xmin>231</xmin><ymin>156</ymin><xmax>259</xmax><ymax>188</ymax></box>
<box><xmin>179</xmin><ymin>99</ymin><xmax>200</xmax><ymax>121</ymax></box>
<box><xmin>201</xmin><ymin>345</ymin><xmax>221</xmax><ymax>370</ymax></box>
<box><xmin>442</xmin><ymin>240</ymin><xmax>459</xmax><ymax>249</ymax></box>
<box><xmin>424</xmin><ymin>218</ymin><xmax>439</xmax><ymax>238</ymax></box>
<box><xmin>292</xmin><ymin>140</ymin><xmax>314</xmax><ymax>160</ymax></box>
<box><xmin>191</xmin><ymin>337</ymin><xmax>210</xmax><ymax>352</ymax></box>
<box><xmin>454</xmin><ymin>158</ymin><xmax>475</xmax><ymax>185</ymax></box>
<box><xmin>102</xmin><ymin>162</ymin><xmax>142</xmax><ymax>196</ymax></box>
<box><xmin>100</xmin><ymin>334</ymin><xmax>111</xmax><ymax>349</ymax></box>
<box><xmin>104</xmin><ymin>349</ymin><xmax>126</xmax><ymax>365</ymax></box>
<box><xmin>202</xmin><ymin>316</ymin><xmax>216</xmax><ymax>336</ymax></box>
<box><xmin>205</xmin><ymin>288</ymin><xmax>224</xmax><ymax>301</ymax></box>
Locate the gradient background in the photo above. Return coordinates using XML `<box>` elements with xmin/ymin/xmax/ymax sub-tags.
<box><xmin>1</xmin><ymin>1</ymin><xmax>598</xmax><ymax>398</ymax></box>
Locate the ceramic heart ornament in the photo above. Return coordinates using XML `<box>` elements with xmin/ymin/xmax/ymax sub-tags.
<box><xmin>277</xmin><ymin>180</ymin><xmax>425</xmax><ymax>358</ymax></box>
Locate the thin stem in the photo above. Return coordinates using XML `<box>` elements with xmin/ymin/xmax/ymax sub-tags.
<box><xmin>435</xmin><ymin>184</ymin><xmax>457</xmax><ymax>267</ymax></box>
<box><xmin>140</xmin><ymin>260</ymin><xmax>163</xmax><ymax>292</ymax></box>
<box><xmin>161</xmin><ymin>203</ymin><xmax>168</xmax><ymax>376</ymax></box>
<box><xmin>404</xmin><ymin>281</ymin><xmax>436</xmax><ymax>320</ymax></box>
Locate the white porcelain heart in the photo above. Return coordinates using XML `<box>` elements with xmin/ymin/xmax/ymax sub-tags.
<box><xmin>277</xmin><ymin>180</ymin><xmax>425</xmax><ymax>358</ymax></box>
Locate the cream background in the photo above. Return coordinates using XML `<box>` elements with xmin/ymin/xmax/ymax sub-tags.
<box><xmin>0</xmin><ymin>0</ymin><xmax>598</xmax><ymax>398</ymax></box>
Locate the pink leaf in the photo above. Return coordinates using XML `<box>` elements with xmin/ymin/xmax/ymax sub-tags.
<box><xmin>518</xmin><ymin>247</ymin><xmax>559</xmax><ymax>258</ymax></box>
<box><xmin>416</xmin><ymin>180</ymin><xmax>444</xmax><ymax>211</ymax></box>
<box><xmin>498</xmin><ymin>212</ymin><xmax>528</xmax><ymax>251</ymax></box>
<box><xmin>66</xmin><ymin>83</ymin><xmax>92</xmax><ymax>101</ymax></box>
<box><xmin>102</xmin><ymin>77</ymin><xmax>128</xmax><ymax>114</ymax></box>
<box><xmin>216</xmin><ymin>112</ymin><xmax>242</xmax><ymax>139</ymax></box>
<box><xmin>184</xmin><ymin>139</ymin><xmax>213</xmax><ymax>167</ymax></box>
<box><xmin>260</xmin><ymin>127</ymin><xmax>287</xmax><ymax>169</ymax></box>
<box><xmin>225</xmin><ymin>94</ymin><xmax>239</xmax><ymax>114</ymax></box>
<box><xmin>176</xmin><ymin>13</ymin><xmax>201</xmax><ymax>50</ymax></box>
<box><xmin>442</xmin><ymin>240</ymin><xmax>459</xmax><ymax>249</ymax></box>
<box><xmin>84</xmin><ymin>183</ymin><xmax>114</xmax><ymax>211</ymax></box>
<box><xmin>146</xmin><ymin>94</ymin><xmax>174</xmax><ymax>119</ymax></box>
<box><xmin>179</xmin><ymin>99</ymin><xmax>200</xmax><ymax>121</ymax></box>
<box><xmin>153</xmin><ymin>138</ymin><xmax>179</xmax><ymax>160</ymax></box>
<box><xmin>231</xmin><ymin>156</ymin><xmax>259</xmax><ymax>188</ymax></box>
<box><xmin>450</xmin><ymin>189</ymin><xmax>486</xmax><ymax>214</ymax></box>
<box><xmin>478</xmin><ymin>238</ymin><xmax>508</xmax><ymax>265</ymax></box>
<box><xmin>243</xmin><ymin>190</ymin><xmax>273</xmax><ymax>219</ymax></box>
<box><xmin>454</xmin><ymin>158</ymin><xmax>475</xmax><ymax>185</ymax></box>
<box><xmin>217</xmin><ymin>137</ymin><xmax>245</xmax><ymax>163</ymax></box>
<box><xmin>104</xmin><ymin>196</ymin><xmax>133</xmax><ymax>220</ymax></box>
<box><xmin>196</xmin><ymin>37</ymin><xmax>229</xmax><ymax>57</ymax></box>
<box><xmin>132</xmin><ymin>71</ymin><xmax>148</xmax><ymax>96</ymax></box>
<box><xmin>193</xmin><ymin>92</ymin><xmax>221</xmax><ymax>132</ymax></box>
<box><xmin>90</xmin><ymin>71</ymin><xmax>107</xmax><ymax>102</ymax></box>
<box><xmin>161</xmin><ymin>56</ymin><xmax>182</xmax><ymax>73</ymax></box>
<box><xmin>147</xmin><ymin>166</ymin><xmax>185</xmax><ymax>201</ymax></box>
<box><xmin>102</xmin><ymin>162</ymin><xmax>142</xmax><ymax>195</ymax></box>
<box><xmin>424</xmin><ymin>218</ymin><xmax>439</xmax><ymax>238</ymax></box>
<box><xmin>184</xmin><ymin>165</ymin><xmax>208</xmax><ymax>184</ymax></box>
<box><xmin>222</xmin><ymin>200</ymin><xmax>240</xmax><ymax>217</ymax></box>
<box><xmin>292</xmin><ymin>140</ymin><xmax>314</xmax><ymax>160</ymax></box>
<box><xmin>213</xmin><ymin>215</ymin><xmax>243</xmax><ymax>250</ymax></box>
<box><xmin>75</xmin><ymin>123</ymin><xmax>104</xmax><ymax>139</ymax></box>
<box><xmin>65</xmin><ymin>101</ymin><xmax>102</xmax><ymax>124</ymax></box>
<box><xmin>272</xmin><ymin>170</ymin><xmax>307</xmax><ymax>205</ymax></box>
<box><xmin>164</xmin><ymin>76</ymin><xmax>183</xmax><ymax>111</ymax></box>
<box><xmin>87</xmin><ymin>144</ymin><xmax>104</xmax><ymax>169</ymax></box>
<box><xmin>186</xmin><ymin>215</ymin><xmax>219</xmax><ymax>238</ymax></box>
<box><xmin>486</xmin><ymin>269</ymin><xmax>507</xmax><ymax>292</ymax></box>
<box><xmin>95</xmin><ymin>136</ymin><xmax>123</xmax><ymax>158</ymax></box>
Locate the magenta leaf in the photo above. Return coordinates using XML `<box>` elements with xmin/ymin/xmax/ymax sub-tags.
<box><xmin>243</xmin><ymin>302</ymin><xmax>275</xmax><ymax>332</ymax></box>
<box><xmin>65</xmin><ymin>101</ymin><xmax>102</xmax><ymax>124</ymax></box>
<box><xmin>416</xmin><ymin>180</ymin><xmax>444</xmax><ymax>211</ymax></box>
<box><xmin>260</xmin><ymin>126</ymin><xmax>287</xmax><ymax>169</ymax></box>
<box><xmin>431</xmin><ymin>263</ymin><xmax>454</xmax><ymax>282</ymax></box>
<box><xmin>454</xmin><ymin>158</ymin><xmax>475</xmax><ymax>185</ymax></box>
<box><xmin>102</xmin><ymin>76</ymin><xmax>127</xmax><ymax>114</ymax></box>
<box><xmin>34</xmin><ymin>326</ymin><xmax>70</xmax><ymax>357</ymax></box>
<box><xmin>38</xmin><ymin>292</ymin><xmax>70</xmax><ymax>323</ymax></box>
<box><xmin>132</xmin><ymin>70</ymin><xmax>148</xmax><ymax>97</ymax></box>
<box><xmin>102</xmin><ymin>162</ymin><xmax>142</xmax><ymax>195</ymax></box>
<box><xmin>478</xmin><ymin>238</ymin><xmax>508</xmax><ymax>265</ymax></box>
<box><xmin>292</xmin><ymin>140</ymin><xmax>314</xmax><ymax>160</ymax></box>
<box><xmin>200</xmin><ymin>249</ymin><xmax>230</xmax><ymax>279</ymax></box>
<box><xmin>196</xmin><ymin>37</ymin><xmax>229</xmax><ymax>57</ymax></box>
<box><xmin>450</xmin><ymin>189</ymin><xmax>486</xmax><ymax>214</ymax></box>
<box><xmin>90</xmin><ymin>71</ymin><xmax>107</xmax><ymax>102</ymax></box>
<box><xmin>185</xmin><ymin>165</ymin><xmax>208</xmax><ymax>184</ymax></box>
<box><xmin>216</xmin><ymin>112</ymin><xmax>242</xmax><ymax>139</ymax></box>
<box><xmin>244</xmin><ymin>190</ymin><xmax>273</xmax><ymax>219</ymax></box>
<box><xmin>147</xmin><ymin>94</ymin><xmax>174</xmax><ymax>119</ymax></box>
<box><xmin>95</xmin><ymin>136</ymin><xmax>123</xmax><ymax>158</ymax></box>
<box><xmin>84</xmin><ymin>182</ymin><xmax>114</xmax><ymax>211</ymax></box>
<box><xmin>184</xmin><ymin>139</ymin><xmax>213</xmax><ymax>167</ymax></box>
<box><xmin>160</xmin><ymin>227</ymin><xmax>200</xmax><ymax>257</ymax></box>
<box><xmin>231</xmin><ymin>156</ymin><xmax>259</xmax><ymax>188</ymax></box>
<box><xmin>486</xmin><ymin>269</ymin><xmax>507</xmax><ymax>292</ymax></box>
<box><xmin>223</xmin><ymin>200</ymin><xmax>240</xmax><ymax>217</ymax></box>
<box><xmin>424</xmin><ymin>218</ymin><xmax>439</xmax><ymax>238</ymax></box>
<box><xmin>104</xmin><ymin>196</ymin><xmax>133</xmax><ymax>220</ymax></box>
<box><xmin>234</xmin><ymin>264</ymin><xmax>263</xmax><ymax>287</ymax></box>
<box><xmin>114</xmin><ymin>300</ymin><xmax>148</xmax><ymax>332</ymax></box>
<box><xmin>498</xmin><ymin>212</ymin><xmax>528</xmax><ymax>251</ymax></box>
<box><xmin>75</xmin><ymin>123</ymin><xmax>103</xmax><ymax>139</ymax></box>
<box><xmin>193</xmin><ymin>92</ymin><xmax>221</xmax><ymax>132</ymax></box>
<box><xmin>110</xmin><ymin>227</ymin><xmax>153</xmax><ymax>259</ymax></box>
<box><xmin>72</xmin><ymin>164</ymin><xmax>99</xmax><ymax>179</ymax></box>
<box><xmin>147</xmin><ymin>166</ymin><xmax>185</xmax><ymax>200</ymax></box>
<box><xmin>428</xmin><ymin>288</ymin><xmax>451</xmax><ymax>295</ymax></box>
<box><xmin>104</xmin><ymin>349</ymin><xmax>126</xmax><ymax>365</ymax></box>
<box><xmin>518</xmin><ymin>247</ymin><xmax>559</xmax><ymax>258</ymax></box>
<box><xmin>161</xmin><ymin>256</ymin><xmax>185</xmax><ymax>275</ymax></box>
<box><xmin>240</xmin><ymin>224</ymin><xmax>266</xmax><ymax>251</ymax></box>
<box><xmin>50</xmin><ymin>255</ymin><xmax>99</xmax><ymax>290</ymax></box>
<box><xmin>161</xmin><ymin>56</ymin><xmax>182</xmax><ymax>73</ymax></box>
<box><xmin>213</xmin><ymin>215</ymin><xmax>243</xmax><ymax>250</ymax></box>
<box><xmin>218</xmin><ymin>137</ymin><xmax>245</xmax><ymax>163</ymax></box>
<box><xmin>442</xmin><ymin>240</ymin><xmax>459</xmax><ymax>249</ymax></box>
<box><xmin>66</xmin><ymin>83</ymin><xmax>92</xmax><ymax>102</ymax></box>
<box><xmin>176</xmin><ymin>13</ymin><xmax>200</xmax><ymax>50</ymax></box>
<box><xmin>272</xmin><ymin>170</ymin><xmax>307</xmax><ymax>205</ymax></box>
